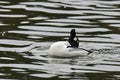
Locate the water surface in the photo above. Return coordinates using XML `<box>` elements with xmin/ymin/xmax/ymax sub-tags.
<box><xmin>0</xmin><ymin>0</ymin><xmax>120</xmax><ymax>80</ymax></box>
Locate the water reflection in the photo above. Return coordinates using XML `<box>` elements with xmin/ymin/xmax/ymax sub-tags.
<box><xmin>0</xmin><ymin>0</ymin><xmax>120</xmax><ymax>80</ymax></box>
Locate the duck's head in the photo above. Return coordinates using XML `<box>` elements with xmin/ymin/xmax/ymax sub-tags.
<box><xmin>70</xmin><ymin>29</ymin><xmax>79</xmax><ymax>41</ymax></box>
<box><xmin>68</xmin><ymin>29</ymin><xmax>92</xmax><ymax>54</ymax></box>
<box><xmin>68</xmin><ymin>29</ymin><xmax>79</xmax><ymax>47</ymax></box>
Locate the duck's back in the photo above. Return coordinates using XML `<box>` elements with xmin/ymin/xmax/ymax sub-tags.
<box><xmin>48</xmin><ymin>41</ymin><xmax>89</xmax><ymax>57</ymax></box>
<box><xmin>48</xmin><ymin>41</ymin><xmax>70</xmax><ymax>57</ymax></box>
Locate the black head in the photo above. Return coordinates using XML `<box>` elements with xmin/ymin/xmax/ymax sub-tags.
<box><xmin>68</xmin><ymin>29</ymin><xmax>79</xmax><ymax>48</ymax></box>
<box><xmin>70</xmin><ymin>29</ymin><xmax>76</xmax><ymax>38</ymax></box>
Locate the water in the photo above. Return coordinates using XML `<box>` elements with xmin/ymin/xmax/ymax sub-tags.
<box><xmin>0</xmin><ymin>0</ymin><xmax>120</xmax><ymax>80</ymax></box>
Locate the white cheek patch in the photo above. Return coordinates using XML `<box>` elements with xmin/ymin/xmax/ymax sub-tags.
<box><xmin>74</xmin><ymin>37</ymin><xmax>77</xmax><ymax>41</ymax></box>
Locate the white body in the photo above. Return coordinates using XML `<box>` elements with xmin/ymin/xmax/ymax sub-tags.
<box><xmin>48</xmin><ymin>41</ymin><xmax>89</xmax><ymax>57</ymax></box>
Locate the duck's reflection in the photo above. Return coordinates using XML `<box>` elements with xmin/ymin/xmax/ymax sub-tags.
<box><xmin>48</xmin><ymin>56</ymin><xmax>96</xmax><ymax>65</ymax></box>
<box><xmin>48</xmin><ymin>56</ymin><xmax>76</xmax><ymax>64</ymax></box>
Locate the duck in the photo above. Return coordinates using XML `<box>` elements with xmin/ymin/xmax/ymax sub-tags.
<box><xmin>48</xmin><ymin>29</ymin><xmax>92</xmax><ymax>57</ymax></box>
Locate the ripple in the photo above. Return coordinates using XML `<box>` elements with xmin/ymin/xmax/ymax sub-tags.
<box><xmin>96</xmin><ymin>4</ymin><xmax>117</xmax><ymax>8</ymax></box>
<box><xmin>11</xmin><ymin>69</ymin><xmax>26</xmax><ymax>72</ymax></box>
<box><xmin>0</xmin><ymin>39</ymin><xmax>33</xmax><ymax>46</ymax></box>
<box><xmin>8</xmin><ymin>30</ymin><xmax>68</xmax><ymax>36</ymax></box>
<box><xmin>0</xmin><ymin>22</ymin><xmax>9</xmax><ymax>26</ymax></box>
<box><xmin>98</xmin><ymin>1</ymin><xmax>120</xmax><ymax>5</ymax></box>
<box><xmin>27</xmin><ymin>36</ymin><xmax>43</xmax><ymax>39</ymax></box>
<box><xmin>35</xmin><ymin>22</ymin><xmax>98</xmax><ymax>27</ymax></box>
<box><xmin>80</xmin><ymin>37</ymin><xmax>120</xmax><ymax>43</ymax></box>
<box><xmin>24</xmin><ymin>6</ymin><xmax>120</xmax><ymax>16</ymax></box>
<box><xmin>28</xmin><ymin>16</ymin><xmax>48</xmax><ymax>20</ymax></box>
<box><xmin>0</xmin><ymin>47</ymin><xmax>23</xmax><ymax>52</ymax></box>
<box><xmin>49</xmin><ymin>0</ymin><xmax>120</xmax><ymax>5</ymax></box>
<box><xmin>68</xmin><ymin>15</ymin><xmax>115</xmax><ymax>19</ymax></box>
<box><xmin>0</xmin><ymin>57</ymin><xmax>15</xmax><ymax>60</ymax></box>
<box><xmin>18</xmin><ymin>42</ymin><xmax>50</xmax><ymax>52</ymax></box>
<box><xmin>1</xmin><ymin>5</ymin><xmax>26</xmax><ymax>9</ymax></box>
<box><xmin>0</xmin><ymin>1</ymin><xmax>10</xmax><ymax>4</ymax></box>
<box><xmin>24</xmin><ymin>7</ymin><xmax>84</xmax><ymax>15</ymax></box>
<box><xmin>110</xmin><ymin>24</ymin><xmax>120</xmax><ymax>27</ymax></box>
<box><xmin>85</xmin><ymin>11</ymin><xmax>120</xmax><ymax>16</ymax></box>
<box><xmin>99</xmin><ymin>20</ymin><xmax>120</xmax><ymax>23</ymax></box>
<box><xmin>0</xmin><ymin>9</ymin><xmax>11</xmax><ymax>12</ymax></box>
<box><xmin>49</xmin><ymin>0</ymin><xmax>98</xmax><ymax>6</ymax></box>
<box><xmin>94</xmin><ymin>65</ymin><xmax>120</xmax><ymax>72</ymax></box>
<box><xmin>45</xmin><ymin>19</ymin><xmax>92</xmax><ymax>24</ymax></box>
<box><xmin>30</xmin><ymin>74</ymin><xmax>57</xmax><ymax>78</ymax></box>
<box><xmin>99</xmin><ymin>34</ymin><xmax>120</xmax><ymax>42</ymax></box>
<box><xmin>0</xmin><ymin>14</ymin><xmax>27</xmax><ymax>18</ymax></box>
<box><xmin>20</xmin><ymin>2</ymin><xmax>61</xmax><ymax>8</ymax></box>
<box><xmin>17</xmin><ymin>26</ymin><xmax>109</xmax><ymax>34</ymax></box>
<box><xmin>0</xmin><ymin>39</ymin><xmax>35</xmax><ymax>52</ymax></box>
<box><xmin>96</xmin><ymin>8</ymin><xmax>120</xmax><ymax>11</ymax></box>
<box><xmin>20</xmin><ymin>1</ymin><xmax>94</xmax><ymax>10</ymax></box>
<box><xmin>20</xmin><ymin>21</ymin><xmax>29</xmax><ymax>24</ymax></box>
<box><xmin>0</xmin><ymin>73</ymin><xmax>6</xmax><ymax>76</ymax></box>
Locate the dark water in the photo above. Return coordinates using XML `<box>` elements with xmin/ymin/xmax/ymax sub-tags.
<box><xmin>0</xmin><ymin>0</ymin><xmax>120</xmax><ymax>80</ymax></box>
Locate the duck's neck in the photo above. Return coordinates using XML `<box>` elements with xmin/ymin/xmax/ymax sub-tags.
<box><xmin>68</xmin><ymin>36</ymin><xmax>79</xmax><ymax>48</ymax></box>
<box><xmin>68</xmin><ymin>29</ymin><xmax>79</xmax><ymax>48</ymax></box>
